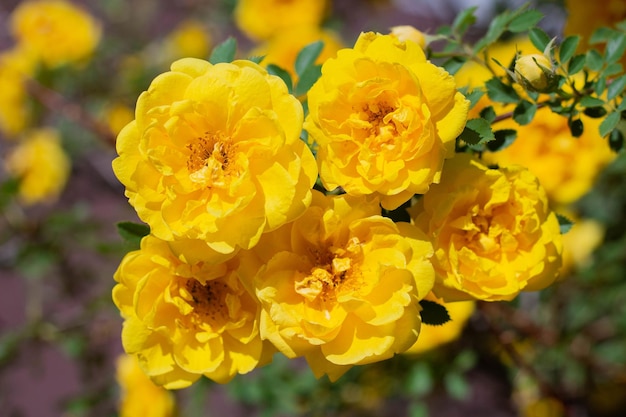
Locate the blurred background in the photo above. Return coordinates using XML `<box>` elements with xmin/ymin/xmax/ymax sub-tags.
<box><xmin>1</xmin><ymin>0</ymin><xmax>626</xmax><ymax>416</ymax></box>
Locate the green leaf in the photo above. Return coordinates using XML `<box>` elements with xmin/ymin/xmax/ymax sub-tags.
<box><xmin>247</xmin><ymin>55</ymin><xmax>265</xmax><ymax>64</ymax></box>
<box><xmin>513</xmin><ymin>100</ymin><xmax>537</xmax><ymax>125</ymax></box>
<box><xmin>479</xmin><ymin>105</ymin><xmax>496</xmax><ymax>123</ymax></box>
<box><xmin>406</xmin><ymin>363</ymin><xmax>434</xmax><ymax>396</ymax></box>
<box><xmin>556</xmin><ymin>214</ymin><xmax>574</xmax><ymax>234</ymax></box>
<box><xmin>595</xmin><ymin>76</ymin><xmax>607</xmax><ymax>95</ymax></box>
<box><xmin>266</xmin><ymin>64</ymin><xmax>293</xmax><ymax>93</ymax></box>
<box><xmin>486</xmin><ymin>77</ymin><xmax>520</xmax><ymax>103</ymax></box>
<box><xmin>442</xmin><ymin>57</ymin><xmax>467</xmax><ymax>75</ymax></box>
<box><xmin>608</xmin><ymin>74</ymin><xmax>626</xmax><ymax>100</ymax></box>
<box><xmin>579</xmin><ymin>96</ymin><xmax>605</xmax><ymax>108</ymax></box>
<box><xmin>460</xmin><ymin>118</ymin><xmax>495</xmax><ymax>146</ymax></box>
<box><xmin>568</xmin><ymin>117</ymin><xmax>584</xmax><ymax>137</ymax></box>
<box><xmin>117</xmin><ymin>221</ymin><xmax>150</xmax><ymax>249</ymax></box>
<box><xmin>568</xmin><ymin>54</ymin><xmax>586</xmax><ymax>75</ymax></box>
<box><xmin>444</xmin><ymin>372</ymin><xmax>470</xmax><ymax>400</ymax></box>
<box><xmin>605</xmin><ymin>33</ymin><xmax>626</xmax><ymax>63</ymax></box>
<box><xmin>462</xmin><ymin>88</ymin><xmax>485</xmax><ymax>109</ymax></box>
<box><xmin>294</xmin><ymin>64</ymin><xmax>321</xmax><ymax>96</ymax></box>
<box><xmin>509</xmin><ymin>9</ymin><xmax>544</xmax><ymax>33</ymax></box>
<box><xmin>609</xmin><ymin>128</ymin><xmax>624</xmax><ymax>151</ymax></box>
<box><xmin>409</xmin><ymin>403</ymin><xmax>429</xmax><ymax>417</ymax></box>
<box><xmin>487</xmin><ymin>129</ymin><xmax>517</xmax><ymax>152</ymax></box>
<box><xmin>583</xmin><ymin>106</ymin><xmax>607</xmax><ymax>118</ymax></box>
<box><xmin>559</xmin><ymin>35</ymin><xmax>580</xmax><ymax>64</ymax></box>
<box><xmin>586</xmin><ymin>49</ymin><xmax>604</xmax><ymax>72</ymax></box>
<box><xmin>529</xmin><ymin>28</ymin><xmax>551</xmax><ymax>52</ymax></box>
<box><xmin>419</xmin><ymin>300</ymin><xmax>451</xmax><ymax>326</ymax></box>
<box><xmin>295</xmin><ymin>41</ymin><xmax>324</xmax><ymax>77</ymax></box>
<box><xmin>590</xmin><ymin>27</ymin><xmax>619</xmax><ymax>44</ymax></box>
<box><xmin>209</xmin><ymin>37</ymin><xmax>237</xmax><ymax>64</ymax></box>
<box><xmin>452</xmin><ymin>6</ymin><xmax>477</xmax><ymax>36</ymax></box>
<box><xmin>600</xmin><ymin>111</ymin><xmax>621</xmax><ymax>137</ymax></box>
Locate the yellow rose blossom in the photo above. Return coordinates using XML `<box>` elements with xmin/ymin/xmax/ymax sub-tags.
<box><xmin>409</xmin><ymin>154</ymin><xmax>562</xmax><ymax>302</ymax></box>
<box><xmin>245</xmin><ymin>190</ymin><xmax>435</xmax><ymax>381</ymax></box>
<box><xmin>103</xmin><ymin>103</ymin><xmax>134</xmax><ymax>136</ymax></box>
<box><xmin>389</xmin><ymin>25</ymin><xmax>427</xmax><ymax>49</ymax></box>
<box><xmin>10</xmin><ymin>0</ymin><xmax>101</xmax><ymax>67</ymax></box>
<box><xmin>112</xmin><ymin>234</ymin><xmax>273</xmax><ymax>388</ymax></box>
<box><xmin>254</xmin><ymin>26</ymin><xmax>344</xmax><ymax>81</ymax></box>
<box><xmin>483</xmin><ymin>108</ymin><xmax>616</xmax><ymax>206</ymax></box>
<box><xmin>116</xmin><ymin>354</ymin><xmax>176</xmax><ymax>417</ymax></box>
<box><xmin>514</xmin><ymin>53</ymin><xmax>556</xmax><ymax>92</ymax></box>
<box><xmin>404</xmin><ymin>294</ymin><xmax>475</xmax><ymax>355</ymax></box>
<box><xmin>4</xmin><ymin>128</ymin><xmax>70</xmax><ymax>205</ymax></box>
<box><xmin>167</xmin><ymin>20</ymin><xmax>211</xmax><ymax>59</ymax></box>
<box><xmin>234</xmin><ymin>0</ymin><xmax>328</xmax><ymax>41</ymax></box>
<box><xmin>560</xmin><ymin>217</ymin><xmax>605</xmax><ymax>275</ymax></box>
<box><xmin>112</xmin><ymin>58</ymin><xmax>317</xmax><ymax>260</ymax></box>
<box><xmin>0</xmin><ymin>46</ymin><xmax>37</xmax><ymax>137</ymax></box>
<box><xmin>304</xmin><ymin>32</ymin><xmax>469</xmax><ymax>210</ymax></box>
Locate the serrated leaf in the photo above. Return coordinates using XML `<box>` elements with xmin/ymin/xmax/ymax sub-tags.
<box><xmin>559</xmin><ymin>35</ymin><xmax>580</xmax><ymax>64</ymax></box>
<box><xmin>600</xmin><ymin>111</ymin><xmax>621</xmax><ymax>137</ymax></box>
<box><xmin>487</xmin><ymin>129</ymin><xmax>517</xmax><ymax>152</ymax></box>
<box><xmin>586</xmin><ymin>49</ymin><xmax>604</xmax><ymax>72</ymax></box>
<box><xmin>117</xmin><ymin>221</ymin><xmax>149</xmax><ymax>248</ymax></box>
<box><xmin>266</xmin><ymin>64</ymin><xmax>293</xmax><ymax>93</ymax></box>
<box><xmin>568</xmin><ymin>54</ymin><xmax>586</xmax><ymax>75</ymax></box>
<box><xmin>295</xmin><ymin>41</ymin><xmax>324</xmax><ymax>78</ymax></box>
<box><xmin>460</xmin><ymin>117</ymin><xmax>495</xmax><ymax>146</ymax></box>
<box><xmin>608</xmin><ymin>74</ymin><xmax>626</xmax><ymax>100</ymax></box>
<box><xmin>486</xmin><ymin>77</ymin><xmax>520</xmax><ymax>103</ymax></box>
<box><xmin>556</xmin><ymin>213</ymin><xmax>574</xmax><ymax>234</ymax></box>
<box><xmin>529</xmin><ymin>28</ymin><xmax>551</xmax><ymax>52</ymax></box>
<box><xmin>509</xmin><ymin>9</ymin><xmax>543</xmax><ymax>33</ymax></box>
<box><xmin>609</xmin><ymin>128</ymin><xmax>624</xmax><ymax>151</ymax></box>
<box><xmin>579</xmin><ymin>96</ymin><xmax>605</xmax><ymax>108</ymax></box>
<box><xmin>419</xmin><ymin>300</ymin><xmax>451</xmax><ymax>326</ymax></box>
<box><xmin>513</xmin><ymin>100</ymin><xmax>536</xmax><ymax>125</ymax></box>
<box><xmin>569</xmin><ymin>118</ymin><xmax>584</xmax><ymax>137</ymax></box>
<box><xmin>463</xmin><ymin>88</ymin><xmax>485</xmax><ymax>109</ymax></box>
<box><xmin>294</xmin><ymin>64</ymin><xmax>321</xmax><ymax>97</ymax></box>
<box><xmin>452</xmin><ymin>6</ymin><xmax>477</xmax><ymax>36</ymax></box>
<box><xmin>209</xmin><ymin>37</ymin><xmax>237</xmax><ymax>64</ymax></box>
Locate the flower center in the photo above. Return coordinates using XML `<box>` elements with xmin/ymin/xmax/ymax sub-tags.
<box><xmin>183</xmin><ymin>278</ymin><xmax>229</xmax><ymax>323</ymax></box>
<box><xmin>186</xmin><ymin>131</ymin><xmax>236</xmax><ymax>186</ymax></box>
<box><xmin>360</xmin><ymin>99</ymin><xmax>401</xmax><ymax>152</ymax></box>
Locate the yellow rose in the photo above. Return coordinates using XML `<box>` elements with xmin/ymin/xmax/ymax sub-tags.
<box><xmin>10</xmin><ymin>0</ymin><xmax>101</xmax><ymax>67</ymax></box>
<box><xmin>560</xmin><ymin>216</ymin><xmax>605</xmax><ymax>275</ymax></box>
<box><xmin>167</xmin><ymin>20</ymin><xmax>211</xmax><ymax>59</ymax></box>
<box><xmin>483</xmin><ymin>108</ymin><xmax>616</xmax><ymax>206</ymax></box>
<box><xmin>112</xmin><ymin>58</ymin><xmax>317</xmax><ymax>260</ymax></box>
<box><xmin>404</xmin><ymin>294</ymin><xmax>475</xmax><ymax>355</ymax></box>
<box><xmin>514</xmin><ymin>53</ymin><xmax>556</xmax><ymax>92</ymax></box>
<box><xmin>245</xmin><ymin>190</ymin><xmax>435</xmax><ymax>381</ymax></box>
<box><xmin>116</xmin><ymin>354</ymin><xmax>176</xmax><ymax>417</ymax></box>
<box><xmin>112</xmin><ymin>235</ymin><xmax>273</xmax><ymax>388</ymax></box>
<box><xmin>304</xmin><ymin>32</ymin><xmax>469</xmax><ymax>210</ymax></box>
<box><xmin>234</xmin><ymin>0</ymin><xmax>328</xmax><ymax>41</ymax></box>
<box><xmin>4</xmin><ymin>128</ymin><xmax>70</xmax><ymax>205</ymax></box>
<box><xmin>254</xmin><ymin>26</ymin><xmax>344</xmax><ymax>81</ymax></box>
<box><xmin>389</xmin><ymin>25</ymin><xmax>427</xmax><ymax>49</ymax></box>
<box><xmin>409</xmin><ymin>154</ymin><xmax>562</xmax><ymax>302</ymax></box>
<box><xmin>0</xmin><ymin>46</ymin><xmax>37</xmax><ymax>137</ymax></box>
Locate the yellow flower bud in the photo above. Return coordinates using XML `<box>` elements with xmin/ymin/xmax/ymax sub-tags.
<box><xmin>514</xmin><ymin>53</ymin><xmax>555</xmax><ymax>92</ymax></box>
<box><xmin>390</xmin><ymin>25</ymin><xmax>427</xmax><ymax>48</ymax></box>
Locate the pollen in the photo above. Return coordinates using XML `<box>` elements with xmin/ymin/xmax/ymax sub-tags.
<box><xmin>186</xmin><ymin>131</ymin><xmax>234</xmax><ymax>174</ymax></box>
<box><xmin>183</xmin><ymin>278</ymin><xmax>229</xmax><ymax>323</ymax></box>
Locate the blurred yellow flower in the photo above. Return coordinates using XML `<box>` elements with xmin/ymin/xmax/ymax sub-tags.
<box><xmin>166</xmin><ymin>20</ymin><xmax>211</xmax><ymax>59</ymax></box>
<box><xmin>254</xmin><ymin>26</ymin><xmax>344</xmax><ymax>80</ymax></box>
<box><xmin>103</xmin><ymin>103</ymin><xmax>134</xmax><ymax>136</ymax></box>
<box><xmin>112</xmin><ymin>235</ymin><xmax>273</xmax><ymax>388</ymax></box>
<box><xmin>404</xmin><ymin>294</ymin><xmax>474</xmax><ymax>355</ymax></box>
<box><xmin>560</xmin><ymin>217</ymin><xmax>605</xmax><ymax>275</ymax></box>
<box><xmin>389</xmin><ymin>25</ymin><xmax>427</xmax><ymax>49</ymax></box>
<box><xmin>116</xmin><ymin>354</ymin><xmax>176</xmax><ymax>417</ymax></box>
<box><xmin>4</xmin><ymin>128</ymin><xmax>70</xmax><ymax>205</ymax></box>
<box><xmin>246</xmin><ymin>190</ymin><xmax>434</xmax><ymax>381</ymax></box>
<box><xmin>410</xmin><ymin>154</ymin><xmax>562</xmax><ymax>302</ymax></box>
<box><xmin>0</xmin><ymin>46</ymin><xmax>37</xmax><ymax>137</ymax></box>
<box><xmin>112</xmin><ymin>58</ymin><xmax>317</xmax><ymax>260</ymax></box>
<box><xmin>10</xmin><ymin>0</ymin><xmax>101</xmax><ymax>67</ymax></box>
<box><xmin>305</xmin><ymin>32</ymin><xmax>469</xmax><ymax>209</ymax></box>
<box><xmin>235</xmin><ymin>0</ymin><xmax>328</xmax><ymax>41</ymax></box>
<box><xmin>483</xmin><ymin>108</ymin><xmax>616</xmax><ymax>206</ymax></box>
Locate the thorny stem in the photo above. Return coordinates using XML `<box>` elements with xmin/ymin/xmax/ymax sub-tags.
<box><xmin>26</xmin><ymin>79</ymin><xmax>116</xmax><ymax>147</ymax></box>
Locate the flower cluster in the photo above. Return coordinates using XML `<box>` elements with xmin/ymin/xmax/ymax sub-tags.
<box><xmin>113</xmin><ymin>29</ymin><xmax>566</xmax><ymax>388</ymax></box>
